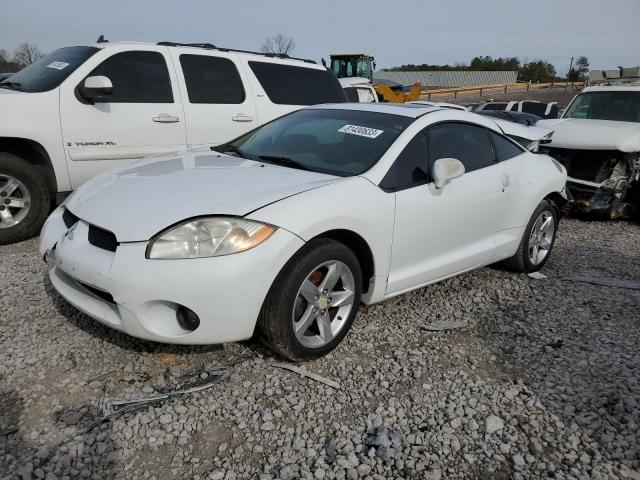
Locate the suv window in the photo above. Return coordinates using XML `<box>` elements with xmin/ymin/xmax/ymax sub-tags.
<box><xmin>248</xmin><ymin>61</ymin><xmax>345</xmax><ymax>105</ymax></box>
<box><xmin>490</xmin><ymin>132</ymin><xmax>524</xmax><ymax>161</ymax></box>
<box><xmin>180</xmin><ymin>54</ymin><xmax>245</xmax><ymax>104</ymax></box>
<box><xmin>380</xmin><ymin>132</ymin><xmax>429</xmax><ymax>191</ymax></box>
<box><xmin>428</xmin><ymin>123</ymin><xmax>495</xmax><ymax>173</ymax></box>
<box><xmin>88</xmin><ymin>51</ymin><xmax>173</xmax><ymax>103</ymax></box>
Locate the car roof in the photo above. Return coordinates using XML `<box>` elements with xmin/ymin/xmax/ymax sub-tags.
<box><xmin>85</xmin><ymin>41</ymin><xmax>319</xmax><ymax>67</ymax></box>
<box><xmin>306</xmin><ymin>102</ymin><xmax>441</xmax><ymax>118</ymax></box>
<box><xmin>583</xmin><ymin>85</ymin><xmax>640</xmax><ymax>92</ymax></box>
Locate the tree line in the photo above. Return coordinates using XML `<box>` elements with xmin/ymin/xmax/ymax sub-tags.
<box><xmin>386</xmin><ymin>55</ymin><xmax>590</xmax><ymax>83</ymax></box>
<box><xmin>0</xmin><ymin>42</ymin><xmax>43</xmax><ymax>73</ymax></box>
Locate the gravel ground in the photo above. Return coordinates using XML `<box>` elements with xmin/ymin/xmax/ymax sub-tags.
<box><xmin>1</xmin><ymin>218</ymin><xmax>639</xmax><ymax>480</ymax></box>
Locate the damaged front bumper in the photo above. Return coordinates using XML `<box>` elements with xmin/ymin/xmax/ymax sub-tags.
<box><xmin>541</xmin><ymin>147</ymin><xmax>640</xmax><ymax>219</ymax></box>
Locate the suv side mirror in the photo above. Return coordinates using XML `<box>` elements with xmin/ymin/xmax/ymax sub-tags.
<box><xmin>79</xmin><ymin>75</ymin><xmax>113</xmax><ymax>103</ymax></box>
<box><xmin>432</xmin><ymin>158</ymin><xmax>465</xmax><ymax>189</ymax></box>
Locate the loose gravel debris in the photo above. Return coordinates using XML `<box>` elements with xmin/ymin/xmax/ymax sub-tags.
<box><xmin>1</xmin><ymin>218</ymin><xmax>639</xmax><ymax>479</ymax></box>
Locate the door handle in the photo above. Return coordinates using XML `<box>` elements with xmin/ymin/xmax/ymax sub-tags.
<box><xmin>232</xmin><ymin>114</ymin><xmax>254</xmax><ymax>122</ymax></box>
<box><xmin>152</xmin><ymin>114</ymin><xmax>180</xmax><ymax>123</ymax></box>
<box><xmin>501</xmin><ymin>173</ymin><xmax>511</xmax><ymax>188</ymax></box>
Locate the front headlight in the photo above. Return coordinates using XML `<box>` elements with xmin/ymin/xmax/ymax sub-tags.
<box><xmin>146</xmin><ymin>217</ymin><xmax>276</xmax><ymax>259</ymax></box>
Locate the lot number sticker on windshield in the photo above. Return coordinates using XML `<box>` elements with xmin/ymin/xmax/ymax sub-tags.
<box><xmin>338</xmin><ymin>124</ymin><xmax>384</xmax><ymax>139</ymax></box>
<box><xmin>46</xmin><ymin>61</ymin><xmax>69</xmax><ymax>70</ymax></box>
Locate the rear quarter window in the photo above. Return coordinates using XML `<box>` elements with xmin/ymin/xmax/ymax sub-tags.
<box><xmin>249</xmin><ymin>61</ymin><xmax>345</xmax><ymax>105</ymax></box>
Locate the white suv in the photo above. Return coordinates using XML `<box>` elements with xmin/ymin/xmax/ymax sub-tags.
<box><xmin>0</xmin><ymin>40</ymin><xmax>346</xmax><ymax>243</ymax></box>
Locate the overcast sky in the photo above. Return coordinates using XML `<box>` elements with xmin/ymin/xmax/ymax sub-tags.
<box><xmin>1</xmin><ymin>0</ymin><xmax>638</xmax><ymax>74</ymax></box>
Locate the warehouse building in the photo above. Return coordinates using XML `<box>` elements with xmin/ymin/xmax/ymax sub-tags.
<box><xmin>373</xmin><ymin>70</ymin><xmax>518</xmax><ymax>88</ymax></box>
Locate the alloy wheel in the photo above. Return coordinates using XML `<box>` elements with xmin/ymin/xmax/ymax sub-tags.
<box><xmin>292</xmin><ymin>260</ymin><xmax>356</xmax><ymax>348</ymax></box>
<box><xmin>0</xmin><ymin>175</ymin><xmax>31</xmax><ymax>229</ymax></box>
<box><xmin>528</xmin><ymin>211</ymin><xmax>554</xmax><ymax>265</ymax></box>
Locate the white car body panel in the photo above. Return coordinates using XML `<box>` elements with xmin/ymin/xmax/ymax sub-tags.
<box><xmin>39</xmin><ymin>103</ymin><xmax>567</xmax><ymax>346</ymax></box>
<box><xmin>65</xmin><ymin>151</ymin><xmax>341</xmax><ymax>241</ymax></box>
<box><xmin>536</xmin><ymin>118</ymin><xmax>640</xmax><ymax>152</ymax></box>
<box><xmin>491</xmin><ymin>119</ymin><xmax>553</xmax><ymax>142</ymax></box>
<box><xmin>247</xmin><ymin>177</ymin><xmax>395</xmax><ymax>304</ymax></box>
<box><xmin>0</xmin><ymin>89</ymin><xmax>70</xmax><ymax>191</ymax></box>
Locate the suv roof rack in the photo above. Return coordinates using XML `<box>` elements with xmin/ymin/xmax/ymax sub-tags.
<box><xmin>156</xmin><ymin>41</ymin><xmax>316</xmax><ymax>64</ymax></box>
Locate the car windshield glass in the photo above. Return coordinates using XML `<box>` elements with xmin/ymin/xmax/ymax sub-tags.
<box><xmin>564</xmin><ymin>91</ymin><xmax>640</xmax><ymax>123</ymax></box>
<box><xmin>228</xmin><ymin>108</ymin><xmax>413</xmax><ymax>176</ymax></box>
<box><xmin>0</xmin><ymin>46</ymin><xmax>99</xmax><ymax>92</ymax></box>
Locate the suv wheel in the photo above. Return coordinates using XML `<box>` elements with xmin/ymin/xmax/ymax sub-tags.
<box><xmin>0</xmin><ymin>152</ymin><xmax>51</xmax><ymax>245</ymax></box>
<box><xmin>258</xmin><ymin>238</ymin><xmax>362</xmax><ymax>361</ymax></box>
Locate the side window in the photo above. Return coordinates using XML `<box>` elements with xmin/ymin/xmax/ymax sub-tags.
<box><xmin>427</xmin><ymin>123</ymin><xmax>495</xmax><ymax>173</ymax></box>
<box><xmin>88</xmin><ymin>51</ymin><xmax>173</xmax><ymax>103</ymax></box>
<box><xmin>248</xmin><ymin>61</ymin><xmax>345</xmax><ymax>105</ymax></box>
<box><xmin>520</xmin><ymin>102</ymin><xmax>547</xmax><ymax>116</ymax></box>
<box><xmin>380</xmin><ymin>132</ymin><xmax>429</xmax><ymax>191</ymax></box>
<box><xmin>343</xmin><ymin>87</ymin><xmax>359</xmax><ymax>102</ymax></box>
<box><xmin>179</xmin><ymin>54</ymin><xmax>245</xmax><ymax>104</ymax></box>
<box><xmin>490</xmin><ymin>132</ymin><xmax>524</xmax><ymax>161</ymax></box>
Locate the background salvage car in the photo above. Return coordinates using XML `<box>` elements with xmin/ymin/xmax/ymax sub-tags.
<box><xmin>39</xmin><ymin>104</ymin><xmax>567</xmax><ymax>360</ymax></box>
<box><xmin>0</xmin><ymin>40</ymin><xmax>346</xmax><ymax>244</ymax></box>
<box><xmin>538</xmin><ymin>84</ymin><xmax>640</xmax><ymax>219</ymax></box>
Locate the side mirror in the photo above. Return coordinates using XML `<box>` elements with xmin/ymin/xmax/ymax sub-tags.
<box><xmin>78</xmin><ymin>75</ymin><xmax>113</xmax><ymax>103</ymax></box>
<box><xmin>432</xmin><ymin>158</ymin><xmax>465</xmax><ymax>189</ymax></box>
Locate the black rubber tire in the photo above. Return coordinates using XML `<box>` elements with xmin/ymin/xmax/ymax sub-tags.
<box><xmin>0</xmin><ymin>152</ymin><xmax>51</xmax><ymax>245</ymax></box>
<box><xmin>502</xmin><ymin>199</ymin><xmax>558</xmax><ymax>273</ymax></box>
<box><xmin>257</xmin><ymin>238</ymin><xmax>362</xmax><ymax>361</ymax></box>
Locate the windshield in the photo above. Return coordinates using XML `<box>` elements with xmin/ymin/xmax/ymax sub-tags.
<box><xmin>563</xmin><ymin>91</ymin><xmax>640</xmax><ymax>123</ymax></box>
<box><xmin>224</xmin><ymin>109</ymin><xmax>413</xmax><ymax>177</ymax></box>
<box><xmin>0</xmin><ymin>46</ymin><xmax>99</xmax><ymax>92</ymax></box>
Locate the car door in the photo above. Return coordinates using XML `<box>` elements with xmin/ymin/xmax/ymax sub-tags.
<box><xmin>60</xmin><ymin>47</ymin><xmax>187</xmax><ymax>188</ymax></box>
<box><xmin>386</xmin><ymin>122</ymin><xmax>510</xmax><ymax>295</ymax></box>
<box><xmin>171</xmin><ymin>50</ymin><xmax>258</xmax><ymax>147</ymax></box>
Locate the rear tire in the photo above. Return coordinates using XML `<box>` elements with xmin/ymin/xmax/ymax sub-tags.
<box><xmin>0</xmin><ymin>152</ymin><xmax>51</xmax><ymax>245</ymax></box>
<box><xmin>257</xmin><ymin>238</ymin><xmax>362</xmax><ymax>361</ymax></box>
<box><xmin>503</xmin><ymin>200</ymin><xmax>558</xmax><ymax>273</ymax></box>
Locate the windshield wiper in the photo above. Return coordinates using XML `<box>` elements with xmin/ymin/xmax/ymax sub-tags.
<box><xmin>0</xmin><ymin>81</ymin><xmax>23</xmax><ymax>91</ymax></box>
<box><xmin>258</xmin><ymin>155</ymin><xmax>312</xmax><ymax>172</ymax></box>
<box><xmin>213</xmin><ymin>144</ymin><xmax>248</xmax><ymax>159</ymax></box>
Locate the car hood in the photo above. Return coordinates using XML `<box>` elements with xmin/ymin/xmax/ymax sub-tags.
<box><xmin>536</xmin><ymin>118</ymin><xmax>640</xmax><ymax>152</ymax></box>
<box><xmin>66</xmin><ymin>150</ymin><xmax>342</xmax><ymax>242</ymax></box>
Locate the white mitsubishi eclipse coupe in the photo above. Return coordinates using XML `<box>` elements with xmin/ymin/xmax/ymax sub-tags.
<box><xmin>39</xmin><ymin>103</ymin><xmax>567</xmax><ymax>360</ymax></box>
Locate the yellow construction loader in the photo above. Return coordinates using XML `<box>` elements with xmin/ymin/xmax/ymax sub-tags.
<box><xmin>328</xmin><ymin>53</ymin><xmax>422</xmax><ymax>103</ymax></box>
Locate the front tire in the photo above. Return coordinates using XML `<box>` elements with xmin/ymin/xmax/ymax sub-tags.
<box><xmin>503</xmin><ymin>199</ymin><xmax>558</xmax><ymax>273</ymax></box>
<box><xmin>257</xmin><ymin>238</ymin><xmax>362</xmax><ymax>361</ymax></box>
<box><xmin>0</xmin><ymin>152</ymin><xmax>51</xmax><ymax>245</ymax></box>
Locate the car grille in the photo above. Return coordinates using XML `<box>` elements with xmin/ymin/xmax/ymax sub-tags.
<box><xmin>78</xmin><ymin>281</ymin><xmax>116</xmax><ymax>305</ymax></box>
<box><xmin>62</xmin><ymin>208</ymin><xmax>79</xmax><ymax>228</ymax></box>
<box><xmin>88</xmin><ymin>225</ymin><xmax>118</xmax><ymax>252</ymax></box>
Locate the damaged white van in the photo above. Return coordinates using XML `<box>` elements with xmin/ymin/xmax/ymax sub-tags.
<box><xmin>538</xmin><ymin>85</ymin><xmax>640</xmax><ymax>219</ymax></box>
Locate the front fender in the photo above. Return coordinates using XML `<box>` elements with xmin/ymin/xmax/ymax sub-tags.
<box><xmin>246</xmin><ymin>177</ymin><xmax>395</xmax><ymax>303</ymax></box>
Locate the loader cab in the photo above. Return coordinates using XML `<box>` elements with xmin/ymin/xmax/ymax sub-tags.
<box><xmin>330</xmin><ymin>54</ymin><xmax>375</xmax><ymax>83</ymax></box>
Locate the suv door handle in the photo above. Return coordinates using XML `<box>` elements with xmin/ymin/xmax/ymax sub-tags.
<box><xmin>153</xmin><ymin>114</ymin><xmax>180</xmax><ymax>123</ymax></box>
<box><xmin>232</xmin><ymin>114</ymin><xmax>254</xmax><ymax>122</ymax></box>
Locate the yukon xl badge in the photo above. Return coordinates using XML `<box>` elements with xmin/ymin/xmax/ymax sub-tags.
<box><xmin>67</xmin><ymin>141</ymin><xmax>117</xmax><ymax>147</ymax></box>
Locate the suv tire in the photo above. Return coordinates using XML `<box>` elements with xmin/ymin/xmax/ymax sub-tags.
<box><xmin>0</xmin><ymin>152</ymin><xmax>51</xmax><ymax>245</ymax></box>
